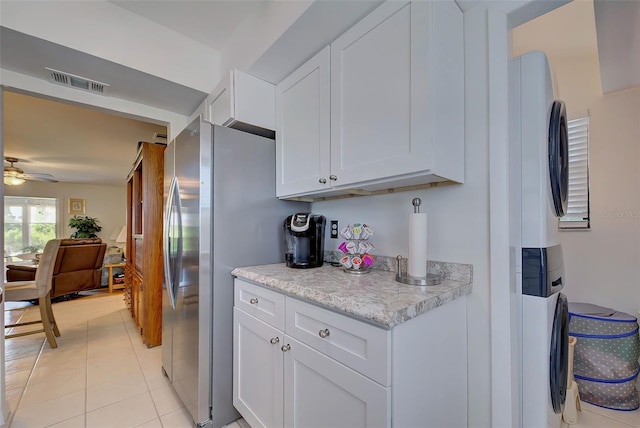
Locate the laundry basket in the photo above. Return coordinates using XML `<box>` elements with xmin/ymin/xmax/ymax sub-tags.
<box><xmin>569</xmin><ymin>302</ymin><xmax>640</xmax><ymax>411</ymax></box>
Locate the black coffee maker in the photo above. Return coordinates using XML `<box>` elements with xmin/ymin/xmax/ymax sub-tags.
<box><xmin>284</xmin><ymin>213</ymin><xmax>326</xmax><ymax>268</ymax></box>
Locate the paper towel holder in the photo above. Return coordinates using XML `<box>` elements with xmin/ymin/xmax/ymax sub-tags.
<box><xmin>412</xmin><ymin>197</ymin><xmax>421</xmax><ymax>213</ymax></box>
<box><xmin>395</xmin><ymin>255</ymin><xmax>441</xmax><ymax>286</ymax></box>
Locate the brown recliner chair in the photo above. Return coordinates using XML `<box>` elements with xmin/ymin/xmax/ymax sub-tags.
<box><xmin>6</xmin><ymin>238</ymin><xmax>107</xmax><ymax>299</ymax></box>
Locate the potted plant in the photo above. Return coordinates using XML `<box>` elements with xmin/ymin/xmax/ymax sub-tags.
<box><xmin>68</xmin><ymin>215</ymin><xmax>102</xmax><ymax>238</ymax></box>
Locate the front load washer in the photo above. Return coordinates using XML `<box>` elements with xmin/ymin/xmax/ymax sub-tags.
<box><xmin>522</xmin><ymin>247</ymin><xmax>569</xmax><ymax>428</ymax></box>
<box><xmin>512</xmin><ymin>51</ymin><xmax>570</xmax><ymax>428</ymax></box>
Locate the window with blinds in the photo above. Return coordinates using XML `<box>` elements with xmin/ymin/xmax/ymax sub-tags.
<box><xmin>559</xmin><ymin>116</ymin><xmax>590</xmax><ymax>229</ymax></box>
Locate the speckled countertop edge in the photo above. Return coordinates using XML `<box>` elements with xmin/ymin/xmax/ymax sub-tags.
<box><xmin>231</xmin><ymin>263</ymin><xmax>472</xmax><ymax>329</ymax></box>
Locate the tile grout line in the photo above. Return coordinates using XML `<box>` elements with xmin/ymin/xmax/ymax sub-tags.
<box><xmin>119</xmin><ymin>303</ymin><xmax>164</xmax><ymax>427</ymax></box>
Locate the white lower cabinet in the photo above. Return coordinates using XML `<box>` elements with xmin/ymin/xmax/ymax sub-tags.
<box><xmin>233</xmin><ymin>278</ymin><xmax>467</xmax><ymax>428</ymax></box>
<box><xmin>233</xmin><ymin>307</ymin><xmax>284</xmax><ymax>428</ymax></box>
<box><xmin>284</xmin><ymin>336</ymin><xmax>389</xmax><ymax>428</ymax></box>
<box><xmin>233</xmin><ymin>310</ymin><xmax>389</xmax><ymax>428</ymax></box>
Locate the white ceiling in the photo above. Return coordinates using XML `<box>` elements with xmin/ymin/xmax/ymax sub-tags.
<box><xmin>512</xmin><ymin>0</ymin><xmax>599</xmax><ymax>60</ymax></box>
<box><xmin>0</xmin><ymin>26</ymin><xmax>207</xmax><ymax>116</ymax></box>
<box><xmin>1</xmin><ymin>0</ymin><xmax>263</xmax><ymax>187</ymax></box>
<box><xmin>109</xmin><ymin>0</ymin><xmax>262</xmax><ymax>51</ymax></box>
<box><xmin>2</xmin><ymin>0</ymin><xmax>638</xmax><ymax>187</ymax></box>
<box><xmin>4</xmin><ymin>90</ymin><xmax>167</xmax><ymax>186</ymax></box>
<box><xmin>593</xmin><ymin>0</ymin><xmax>640</xmax><ymax>93</ymax></box>
<box><xmin>513</xmin><ymin>0</ymin><xmax>640</xmax><ymax>94</ymax></box>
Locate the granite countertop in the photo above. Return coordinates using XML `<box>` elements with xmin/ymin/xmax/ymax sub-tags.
<box><xmin>231</xmin><ymin>263</ymin><xmax>472</xmax><ymax>329</ymax></box>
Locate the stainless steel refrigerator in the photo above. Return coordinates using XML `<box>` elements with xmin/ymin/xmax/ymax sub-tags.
<box><xmin>162</xmin><ymin>118</ymin><xmax>306</xmax><ymax>428</ymax></box>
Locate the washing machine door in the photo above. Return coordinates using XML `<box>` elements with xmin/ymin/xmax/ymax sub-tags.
<box><xmin>550</xmin><ymin>292</ymin><xmax>569</xmax><ymax>413</ymax></box>
<box><xmin>548</xmin><ymin>100</ymin><xmax>569</xmax><ymax>217</ymax></box>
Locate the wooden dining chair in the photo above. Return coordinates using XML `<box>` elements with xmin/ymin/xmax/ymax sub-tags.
<box><xmin>4</xmin><ymin>239</ymin><xmax>62</xmax><ymax>348</ymax></box>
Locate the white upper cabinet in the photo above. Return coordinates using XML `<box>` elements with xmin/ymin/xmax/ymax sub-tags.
<box><xmin>276</xmin><ymin>0</ymin><xmax>464</xmax><ymax>200</ymax></box>
<box><xmin>276</xmin><ymin>46</ymin><xmax>331</xmax><ymax>197</ymax></box>
<box><xmin>206</xmin><ymin>69</ymin><xmax>276</xmax><ymax>137</ymax></box>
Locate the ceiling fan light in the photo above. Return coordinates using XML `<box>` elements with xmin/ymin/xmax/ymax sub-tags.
<box><xmin>4</xmin><ymin>175</ymin><xmax>25</xmax><ymax>186</ymax></box>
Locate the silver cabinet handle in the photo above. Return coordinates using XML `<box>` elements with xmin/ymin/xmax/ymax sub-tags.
<box><xmin>329</xmin><ymin>175</ymin><xmax>337</xmax><ymax>181</ymax></box>
<box><xmin>281</xmin><ymin>344</ymin><xmax>291</xmax><ymax>352</ymax></box>
<box><xmin>249</xmin><ymin>298</ymin><xmax>258</xmax><ymax>305</ymax></box>
<box><xmin>270</xmin><ymin>337</ymin><xmax>279</xmax><ymax>345</ymax></box>
<box><xmin>319</xmin><ymin>178</ymin><xmax>327</xmax><ymax>184</ymax></box>
<box><xmin>318</xmin><ymin>328</ymin><xmax>330</xmax><ymax>338</ymax></box>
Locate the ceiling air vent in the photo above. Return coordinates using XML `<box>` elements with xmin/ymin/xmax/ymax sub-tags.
<box><xmin>45</xmin><ymin>67</ymin><xmax>110</xmax><ymax>95</ymax></box>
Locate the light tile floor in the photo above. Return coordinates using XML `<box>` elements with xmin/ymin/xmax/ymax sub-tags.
<box><xmin>4</xmin><ymin>291</ymin><xmax>246</xmax><ymax>428</ymax></box>
<box><xmin>4</xmin><ymin>290</ymin><xmax>640</xmax><ymax>428</ymax></box>
<box><xmin>574</xmin><ymin>402</ymin><xmax>640</xmax><ymax>428</ymax></box>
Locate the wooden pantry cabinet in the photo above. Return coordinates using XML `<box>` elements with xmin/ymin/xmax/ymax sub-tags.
<box><xmin>124</xmin><ymin>141</ymin><xmax>165</xmax><ymax>347</ymax></box>
<box><xmin>275</xmin><ymin>0</ymin><xmax>464</xmax><ymax>200</ymax></box>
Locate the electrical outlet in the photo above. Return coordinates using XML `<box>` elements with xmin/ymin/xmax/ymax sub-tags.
<box><xmin>330</xmin><ymin>220</ymin><xmax>339</xmax><ymax>239</ymax></box>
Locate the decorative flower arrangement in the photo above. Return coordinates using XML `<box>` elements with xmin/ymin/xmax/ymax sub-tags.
<box><xmin>338</xmin><ymin>223</ymin><xmax>375</xmax><ymax>274</ymax></box>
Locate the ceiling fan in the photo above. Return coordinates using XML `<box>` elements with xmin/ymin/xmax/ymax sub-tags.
<box><xmin>4</xmin><ymin>157</ymin><xmax>58</xmax><ymax>186</ymax></box>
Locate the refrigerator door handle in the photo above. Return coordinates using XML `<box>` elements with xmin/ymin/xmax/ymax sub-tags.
<box><xmin>163</xmin><ymin>176</ymin><xmax>175</xmax><ymax>309</ymax></box>
<box><xmin>173</xmin><ymin>177</ymin><xmax>183</xmax><ymax>308</ymax></box>
<box><xmin>164</xmin><ymin>176</ymin><xmax>179</xmax><ymax>309</ymax></box>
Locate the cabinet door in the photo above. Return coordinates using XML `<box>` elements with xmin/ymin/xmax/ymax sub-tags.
<box><xmin>207</xmin><ymin>72</ymin><xmax>233</xmax><ymax>126</ymax></box>
<box><xmin>284</xmin><ymin>336</ymin><xmax>390</xmax><ymax>428</ymax></box>
<box><xmin>234</xmin><ymin>308</ymin><xmax>284</xmax><ymax>428</ymax></box>
<box><xmin>133</xmin><ymin>272</ymin><xmax>144</xmax><ymax>334</ymax></box>
<box><xmin>276</xmin><ymin>46</ymin><xmax>331</xmax><ymax>197</ymax></box>
<box><xmin>207</xmin><ymin>70</ymin><xmax>275</xmax><ymax>131</ymax></box>
<box><xmin>330</xmin><ymin>1</ymin><xmax>430</xmax><ymax>186</ymax></box>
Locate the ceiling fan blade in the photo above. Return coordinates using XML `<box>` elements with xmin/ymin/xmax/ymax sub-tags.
<box><xmin>23</xmin><ymin>173</ymin><xmax>58</xmax><ymax>183</ymax></box>
<box><xmin>4</xmin><ymin>158</ymin><xmax>58</xmax><ymax>183</ymax></box>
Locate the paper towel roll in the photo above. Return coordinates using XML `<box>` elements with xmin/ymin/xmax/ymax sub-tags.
<box><xmin>408</xmin><ymin>213</ymin><xmax>427</xmax><ymax>277</ymax></box>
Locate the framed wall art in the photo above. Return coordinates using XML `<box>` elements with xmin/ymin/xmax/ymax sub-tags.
<box><xmin>69</xmin><ymin>198</ymin><xmax>85</xmax><ymax>215</ymax></box>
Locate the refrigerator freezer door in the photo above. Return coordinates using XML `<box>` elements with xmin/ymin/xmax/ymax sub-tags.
<box><xmin>163</xmin><ymin>119</ymin><xmax>308</xmax><ymax>428</ymax></box>
<box><xmin>172</xmin><ymin>119</ymin><xmax>212</xmax><ymax>426</ymax></box>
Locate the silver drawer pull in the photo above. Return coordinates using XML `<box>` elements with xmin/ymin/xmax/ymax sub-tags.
<box><xmin>270</xmin><ymin>337</ymin><xmax>280</xmax><ymax>345</ymax></box>
<box><xmin>249</xmin><ymin>298</ymin><xmax>259</xmax><ymax>305</ymax></box>
<box><xmin>281</xmin><ymin>344</ymin><xmax>291</xmax><ymax>352</ymax></box>
<box><xmin>318</xmin><ymin>328</ymin><xmax>331</xmax><ymax>338</ymax></box>
<box><xmin>319</xmin><ymin>178</ymin><xmax>327</xmax><ymax>184</ymax></box>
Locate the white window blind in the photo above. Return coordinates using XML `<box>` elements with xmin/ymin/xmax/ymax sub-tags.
<box><xmin>559</xmin><ymin>116</ymin><xmax>590</xmax><ymax>229</ymax></box>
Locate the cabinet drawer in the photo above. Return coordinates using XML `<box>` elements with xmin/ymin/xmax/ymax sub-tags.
<box><xmin>285</xmin><ymin>297</ymin><xmax>390</xmax><ymax>386</ymax></box>
<box><xmin>235</xmin><ymin>280</ymin><xmax>285</xmax><ymax>330</ymax></box>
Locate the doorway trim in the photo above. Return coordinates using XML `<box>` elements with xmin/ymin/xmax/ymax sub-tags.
<box><xmin>484</xmin><ymin>1</ymin><xmax>570</xmax><ymax>426</ymax></box>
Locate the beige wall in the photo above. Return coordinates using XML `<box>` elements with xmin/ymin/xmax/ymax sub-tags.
<box><xmin>4</xmin><ymin>181</ymin><xmax>126</xmax><ymax>248</ymax></box>
<box><xmin>554</xmin><ymin>53</ymin><xmax>640</xmax><ymax>316</ymax></box>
